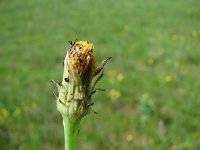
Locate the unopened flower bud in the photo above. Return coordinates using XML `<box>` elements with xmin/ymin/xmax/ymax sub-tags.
<box><xmin>53</xmin><ymin>40</ymin><xmax>111</xmax><ymax>121</ymax></box>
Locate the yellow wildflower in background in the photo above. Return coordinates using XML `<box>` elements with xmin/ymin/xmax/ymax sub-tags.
<box><xmin>165</xmin><ymin>75</ymin><xmax>172</xmax><ymax>83</ymax></box>
<box><xmin>192</xmin><ymin>31</ymin><xmax>198</xmax><ymax>39</ymax></box>
<box><xmin>0</xmin><ymin>108</ymin><xmax>8</xmax><ymax>118</ymax></box>
<box><xmin>117</xmin><ymin>73</ymin><xmax>124</xmax><ymax>81</ymax></box>
<box><xmin>109</xmin><ymin>89</ymin><xmax>121</xmax><ymax>99</ymax></box>
<box><xmin>126</xmin><ymin>134</ymin><xmax>133</xmax><ymax>142</ymax></box>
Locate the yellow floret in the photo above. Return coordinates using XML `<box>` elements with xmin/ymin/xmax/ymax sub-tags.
<box><xmin>68</xmin><ymin>40</ymin><xmax>95</xmax><ymax>77</ymax></box>
<box><xmin>75</xmin><ymin>41</ymin><xmax>94</xmax><ymax>51</ymax></box>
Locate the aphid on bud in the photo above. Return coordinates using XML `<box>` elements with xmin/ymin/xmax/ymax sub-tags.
<box><xmin>64</xmin><ymin>77</ymin><xmax>69</xmax><ymax>82</ymax></box>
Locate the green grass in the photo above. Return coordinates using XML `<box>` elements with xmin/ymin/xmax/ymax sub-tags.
<box><xmin>0</xmin><ymin>0</ymin><xmax>200</xmax><ymax>149</ymax></box>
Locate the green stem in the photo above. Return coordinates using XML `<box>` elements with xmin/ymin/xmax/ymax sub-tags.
<box><xmin>63</xmin><ymin>116</ymin><xmax>80</xmax><ymax>150</ymax></box>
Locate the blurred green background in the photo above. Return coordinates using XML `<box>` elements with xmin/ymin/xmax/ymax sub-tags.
<box><xmin>0</xmin><ymin>0</ymin><xmax>200</xmax><ymax>149</ymax></box>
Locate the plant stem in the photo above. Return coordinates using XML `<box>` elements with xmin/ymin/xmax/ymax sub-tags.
<box><xmin>63</xmin><ymin>116</ymin><xmax>80</xmax><ymax>150</ymax></box>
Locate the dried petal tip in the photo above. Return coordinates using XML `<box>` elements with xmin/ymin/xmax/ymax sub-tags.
<box><xmin>68</xmin><ymin>40</ymin><xmax>95</xmax><ymax>82</ymax></box>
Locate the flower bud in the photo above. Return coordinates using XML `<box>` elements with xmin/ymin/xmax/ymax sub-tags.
<box><xmin>53</xmin><ymin>40</ymin><xmax>111</xmax><ymax>120</ymax></box>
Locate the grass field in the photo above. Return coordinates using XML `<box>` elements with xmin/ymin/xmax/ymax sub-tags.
<box><xmin>0</xmin><ymin>0</ymin><xmax>200</xmax><ymax>149</ymax></box>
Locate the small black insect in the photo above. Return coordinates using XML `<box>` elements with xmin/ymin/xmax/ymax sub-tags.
<box><xmin>64</xmin><ymin>77</ymin><xmax>69</xmax><ymax>82</ymax></box>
